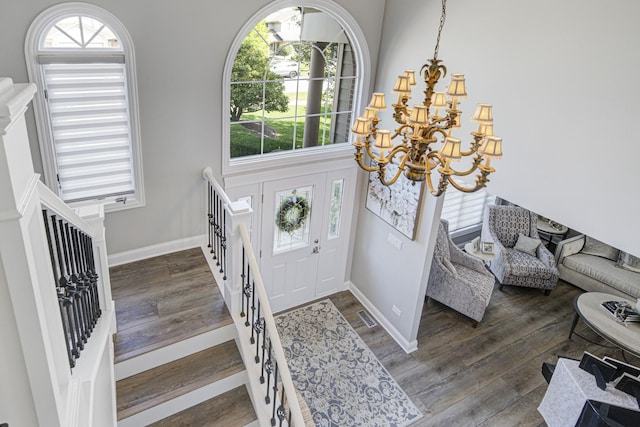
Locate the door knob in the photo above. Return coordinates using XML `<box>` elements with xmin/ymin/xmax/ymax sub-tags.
<box><xmin>312</xmin><ymin>246</ymin><xmax>321</xmax><ymax>254</ymax></box>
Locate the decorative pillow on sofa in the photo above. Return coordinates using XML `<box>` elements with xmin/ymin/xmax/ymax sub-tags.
<box><xmin>442</xmin><ymin>258</ymin><xmax>458</xmax><ymax>276</ymax></box>
<box><xmin>617</xmin><ymin>251</ymin><xmax>640</xmax><ymax>273</ymax></box>
<box><xmin>581</xmin><ymin>236</ymin><xmax>619</xmax><ymax>261</ymax></box>
<box><xmin>514</xmin><ymin>233</ymin><xmax>540</xmax><ymax>256</ymax></box>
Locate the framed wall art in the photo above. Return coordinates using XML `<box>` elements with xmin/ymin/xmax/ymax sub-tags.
<box><xmin>365</xmin><ymin>159</ymin><xmax>425</xmax><ymax>240</ymax></box>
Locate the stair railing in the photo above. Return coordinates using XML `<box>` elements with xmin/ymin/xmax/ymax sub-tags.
<box><xmin>1</xmin><ymin>78</ymin><xmax>116</xmax><ymax>426</ymax></box>
<box><xmin>202</xmin><ymin>167</ymin><xmax>305</xmax><ymax>426</ymax></box>
<box><xmin>39</xmin><ymin>183</ymin><xmax>109</xmax><ymax>370</ymax></box>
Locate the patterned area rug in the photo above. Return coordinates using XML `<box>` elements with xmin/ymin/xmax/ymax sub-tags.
<box><xmin>275</xmin><ymin>300</ymin><xmax>423</xmax><ymax>427</ymax></box>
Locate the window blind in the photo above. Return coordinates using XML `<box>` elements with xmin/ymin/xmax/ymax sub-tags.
<box><xmin>42</xmin><ymin>62</ymin><xmax>135</xmax><ymax>202</ymax></box>
<box><xmin>441</xmin><ymin>179</ymin><xmax>495</xmax><ymax>232</ymax></box>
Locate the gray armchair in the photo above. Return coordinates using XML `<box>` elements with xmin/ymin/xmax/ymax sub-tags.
<box><xmin>483</xmin><ymin>205</ymin><xmax>559</xmax><ymax>294</ymax></box>
<box><xmin>426</xmin><ymin>219</ymin><xmax>496</xmax><ymax>327</ymax></box>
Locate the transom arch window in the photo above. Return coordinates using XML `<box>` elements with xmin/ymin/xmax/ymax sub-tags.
<box><xmin>25</xmin><ymin>3</ymin><xmax>144</xmax><ymax>210</ymax></box>
<box><xmin>223</xmin><ymin>0</ymin><xmax>370</xmax><ymax>174</ymax></box>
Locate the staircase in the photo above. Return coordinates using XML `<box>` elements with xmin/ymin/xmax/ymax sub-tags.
<box><xmin>111</xmin><ymin>247</ymin><xmax>257</xmax><ymax>426</ymax></box>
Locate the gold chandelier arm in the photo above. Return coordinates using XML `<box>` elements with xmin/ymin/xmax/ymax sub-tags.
<box><xmin>354</xmin><ymin>154</ymin><xmax>379</xmax><ymax>172</ymax></box>
<box><xmin>386</xmin><ymin>144</ymin><xmax>410</xmax><ymax>160</ymax></box>
<box><xmin>362</xmin><ymin>140</ymin><xmax>379</xmax><ymax>162</ymax></box>
<box><xmin>391</xmin><ymin>123</ymin><xmax>414</xmax><ymax>140</ymax></box>
<box><xmin>424</xmin><ymin>170</ymin><xmax>439</xmax><ymax>196</ymax></box>
<box><xmin>378</xmin><ymin>153</ymin><xmax>409</xmax><ymax>186</ymax></box>
<box><xmin>459</xmin><ymin>133</ymin><xmax>484</xmax><ymax>157</ymax></box>
<box><xmin>448</xmin><ymin>155</ymin><xmax>483</xmax><ymax>177</ymax></box>
<box><xmin>446</xmin><ymin>175</ymin><xmax>485</xmax><ymax>193</ymax></box>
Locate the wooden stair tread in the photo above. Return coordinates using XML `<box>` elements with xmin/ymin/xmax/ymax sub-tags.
<box><xmin>116</xmin><ymin>340</ymin><xmax>244</xmax><ymax>420</ymax></box>
<box><xmin>148</xmin><ymin>385</ymin><xmax>257</xmax><ymax>426</ymax></box>
<box><xmin>110</xmin><ymin>248</ymin><xmax>232</xmax><ymax>362</ymax></box>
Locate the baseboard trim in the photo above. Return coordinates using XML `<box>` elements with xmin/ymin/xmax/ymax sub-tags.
<box><xmin>108</xmin><ymin>234</ymin><xmax>207</xmax><ymax>267</ymax></box>
<box><xmin>348</xmin><ymin>281</ymin><xmax>418</xmax><ymax>354</ymax></box>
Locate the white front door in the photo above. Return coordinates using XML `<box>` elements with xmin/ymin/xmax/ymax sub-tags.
<box><xmin>259</xmin><ymin>168</ymin><xmax>355</xmax><ymax>313</ymax></box>
<box><xmin>261</xmin><ymin>173</ymin><xmax>326</xmax><ymax>313</ymax></box>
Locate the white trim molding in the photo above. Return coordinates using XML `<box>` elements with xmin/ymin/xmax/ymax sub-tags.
<box><xmin>348</xmin><ymin>281</ymin><xmax>418</xmax><ymax>354</ymax></box>
<box><xmin>108</xmin><ymin>234</ymin><xmax>207</xmax><ymax>267</ymax></box>
<box><xmin>221</xmin><ymin>0</ymin><xmax>372</xmax><ymax>176</ymax></box>
<box><xmin>24</xmin><ymin>2</ymin><xmax>145</xmax><ymax>212</ymax></box>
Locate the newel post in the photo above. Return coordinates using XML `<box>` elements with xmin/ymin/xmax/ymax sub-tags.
<box><xmin>224</xmin><ymin>200</ymin><xmax>253</xmax><ymax>316</ymax></box>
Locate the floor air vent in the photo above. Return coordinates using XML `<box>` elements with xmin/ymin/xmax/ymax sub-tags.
<box><xmin>357</xmin><ymin>309</ymin><xmax>377</xmax><ymax>328</ymax></box>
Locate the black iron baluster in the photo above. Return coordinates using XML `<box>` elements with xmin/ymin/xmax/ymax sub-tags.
<box><xmin>217</xmin><ymin>193</ymin><xmax>223</xmax><ymax>274</ymax></box>
<box><xmin>213</xmin><ymin>190</ymin><xmax>219</xmax><ymax>261</ymax></box>
<box><xmin>240</xmin><ymin>247</ymin><xmax>246</xmax><ymax>318</ymax></box>
<box><xmin>254</xmin><ymin>302</ymin><xmax>261</xmax><ymax>363</ymax></box>
<box><xmin>42</xmin><ymin>210</ymin><xmax>75</xmax><ymax>369</ymax></box>
<box><xmin>250</xmin><ymin>280</ymin><xmax>256</xmax><ymax>343</ymax></box>
<box><xmin>85</xmin><ymin>235</ymin><xmax>101</xmax><ymax>318</ymax></box>
<box><xmin>271</xmin><ymin>362</ymin><xmax>279</xmax><ymax>426</ymax></box>
<box><xmin>77</xmin><ymin>229</ymin><xmax>98</xmax><ymax>328</ymax></box>
<box><xmin>260</xmin><ymin>317</ymin><xmax>267</xmax><ymax>383</ymax></box>
<box><xmin>65</xmin><ymin>222</ymin><xmax>91</xmax><ymax>339</ymax></box>
<box><xmin>221</xmin><ymin>207</ymin><xmax>227</xmax><ymax>279</ymax></box>
<box><xmin>80</xmin><ymin>233</ymin><xmax>98</xmax><ymax>322</ymax></box>
<box><xmin>278</xmin><ymin>383</ymin><xmax>287</xmax><ymax>427</ymax></box>
<box><xmin>68</xmin><ymin>226</ymin><xmax>88</xmax><ymax>344</ymax></box>
<box><xmin>244</xmin><ymin>264</ymin><xmax>251</xmax><ymax>327</ymax></box>
<box><xmin>55</xmin><ymin>217</ymin><xmax>83</xmax><ymax>352</ymax></box>
<box><xmin>265</xmin><ymin>338</ymin><xmax>273</xmax><ymax>404</ymax></box>
<box><xmin>207</xmin><ymin>183</ymin><xmax>212</xmax><ymax>251</ymax></box>
<box><xmin>71</xmin><ymin>227</ymin><xmax>93</xmax><ymax>333</ymax></box>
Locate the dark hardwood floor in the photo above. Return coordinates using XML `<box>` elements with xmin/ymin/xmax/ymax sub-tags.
<box><xmin>111</xmin><ymin>248</ymin><xmax>639</xmax><ymax>426</ymax></box>
<box><xmin>327</xmin><ymin>281</ymin><xmax>640</xmax><ymax>426</ymax></box>
<box><xmin>110</xmin><ymin>248</ymin><xmax>232</xmax><ymax>362</ymax></box>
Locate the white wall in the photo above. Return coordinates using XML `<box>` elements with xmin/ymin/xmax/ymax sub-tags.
<box><xmin>350</xmin><ymin>0</ymin><xmax>640</xmax><ymax>347</ymax></box>
<box><xmin>0</xmin><ymin>0</ymin><xmax>386</xmax><ymax>254</ymax></box>
<box><xmin>429</xmin><ymin>0</ymin><xmax>640</xmax><ymax>256</ymax></box>
<box><xmin>0</xmin><ymin>261</ymin><xmax>39</xmax><ymax>427</ymax></box>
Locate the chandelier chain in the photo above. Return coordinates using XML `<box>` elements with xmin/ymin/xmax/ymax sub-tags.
<box><xmin>433</xmin><ymin>0</ymin><xmax>447</xmax><ymax>60</ymax></box>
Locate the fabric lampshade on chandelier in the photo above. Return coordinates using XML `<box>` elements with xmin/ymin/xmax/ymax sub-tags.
<box><xmin>351</xmin><ymin>0</ymin><xmax>502</xmax><ymax>196</ymax></box>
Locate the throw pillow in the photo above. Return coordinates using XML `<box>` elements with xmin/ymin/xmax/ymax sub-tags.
<box><xmin>442</xmin><ymin>258</ymin><xmax>458</xmax><ymax>276</ymax></box>
<box><xmin>617</xmin><ymin>251</ymin><xmax>640</xmax><ymax>273</ymax></box>
<box><xmin>581</xmin><ymin>236</ymin><xmax>619</xmax><ymax>261</ymax></box>
<box><xmin>514</xmin><ymin>233</ymin><xmax>540</xmax><ymax>256</ymax></box>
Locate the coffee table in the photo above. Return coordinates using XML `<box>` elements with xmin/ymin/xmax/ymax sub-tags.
<box><xmin>537</xmin><ymin>220</ymin><xmax>569</xmax><ymax>246</ymax></box>
<box><xmin>569</xmin><ymin>292</ymin><xmax>640</xmax><ymax>357</ymax></box>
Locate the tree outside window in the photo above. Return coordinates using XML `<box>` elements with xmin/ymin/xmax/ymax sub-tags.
<box><xmin>229</xmin><ymin>7</ymin><xmax>357</xmax><ymax>159</ymax></box>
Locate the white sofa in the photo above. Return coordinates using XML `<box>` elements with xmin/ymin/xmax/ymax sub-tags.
<box><xmin>555</xmin><ymin>235</ymin><xmax>640</xmax><ymax>299</ymax></box>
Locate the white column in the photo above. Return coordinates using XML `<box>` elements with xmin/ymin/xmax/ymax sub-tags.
<box><xmin>223</xmin><ymin>200</ymin><xmax>253</xmax><ymax>316</ymax></box>
<box><xmin>0</xmin><ymin>78</ymin><xmax>68</xmax><ymax>426</ymax></box>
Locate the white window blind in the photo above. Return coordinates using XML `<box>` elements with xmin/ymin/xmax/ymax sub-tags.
<box><xmin>441</xmin><ymin>179</ymin><xmax>495</xmax><ymax>233</ymax></box>
<box><xmin>42</xmin><ymin>61</ymin><xmax>135</xmax><ymax>202</ymax></box>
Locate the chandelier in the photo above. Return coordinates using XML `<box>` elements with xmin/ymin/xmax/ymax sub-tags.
<box><xmin>351</xmin><ymin>0</ymin><xmax>502</xmax><ymax>196</ymax></box>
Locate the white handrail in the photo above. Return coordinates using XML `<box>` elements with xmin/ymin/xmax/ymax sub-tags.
<box><xmin>202</xmin><ymin>166</ymin><xmax>232</xmax><ymax>206</ymax></box>
<box><xmin>238</xmin><ymin>223</ymin><xmax>305</xmax><ymax>426</ymax></box>
<box><xmin>38</xmin><ymin>181</ymin><xmax>94</xmax><ymax>237</ymax></box>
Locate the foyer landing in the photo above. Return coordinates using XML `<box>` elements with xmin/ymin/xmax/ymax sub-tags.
<box><xmin>110</xmin><ymin>247</ymin><xmax>232</xmax><ymax>362</ymax></box>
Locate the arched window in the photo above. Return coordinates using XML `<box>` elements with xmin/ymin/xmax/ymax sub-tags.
<box><xmin>223</xmin><ymin>0</ymin><xmax>370</xmax><ymax>174</ymax></box>
<box><xmin>25</xmin><ymin>3</ymin><xmax>144</xmax><ymax>209</ymax></box>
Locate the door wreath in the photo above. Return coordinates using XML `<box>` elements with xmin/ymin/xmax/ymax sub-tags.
<box><xmin>276</xmin><ymin>195</ymin><xmax>310</xmax><ymax>233</ymax></box>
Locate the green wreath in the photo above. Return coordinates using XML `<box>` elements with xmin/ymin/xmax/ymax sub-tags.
<box><xmin>276</xmin><ymin>195</ymin><xmax>310</xmax><ymax>233</ymax></box>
